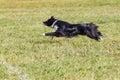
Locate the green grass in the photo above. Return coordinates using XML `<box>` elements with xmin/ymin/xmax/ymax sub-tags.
<box><xmin>0</xmin><ymin>0</ymin><xmax>120</xmax><ymax>80</ymax></box>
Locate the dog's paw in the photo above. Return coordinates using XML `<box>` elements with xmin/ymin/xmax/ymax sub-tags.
<box><xmin>42</xmin><ymin>33</ymin><xmax>46</xmax><ymax>36</ymax></box>
<box><xmin>100</xmin><ymin>37</ymin><xmax>103</xmax><ymax>40</ymax></box>
<box><xmin>98</xmin><ymin>37</ymin><xmax>103</xmax><ymax>41</ymax></box>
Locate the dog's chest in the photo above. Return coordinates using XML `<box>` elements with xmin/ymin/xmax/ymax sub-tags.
<box><xmin>53</xmin><ymin>25</ymin><xmax>59</xmax><ymax>31</ymax></box>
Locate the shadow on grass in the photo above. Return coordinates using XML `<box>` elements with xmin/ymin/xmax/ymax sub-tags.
<box><xmin>34</xmin><ymin>39</ymin><xmax>60</xmax><ymax>44</ymax></box>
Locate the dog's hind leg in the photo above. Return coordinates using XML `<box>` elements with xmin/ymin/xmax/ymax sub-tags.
<box><xmin>97</xmin><ymin>31</ymin><xmax>103</xmax><ymax>37</ymax></box>
<box><xmin>85</xmin><ymin>30</ymin><xmax>97</xmax><ymax>40</ymax></box>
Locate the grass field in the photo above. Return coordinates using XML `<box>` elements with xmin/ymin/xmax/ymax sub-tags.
<box><xmin>0</xmin><ymin>0</ymin><xmax>120</xmax><ymax>80</ymax></box>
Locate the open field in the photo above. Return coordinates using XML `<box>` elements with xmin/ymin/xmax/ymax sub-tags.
<box><xmin>0</xmin><ymin>0</ymin><xmax>120</xmax><ymax>80</ymax></box>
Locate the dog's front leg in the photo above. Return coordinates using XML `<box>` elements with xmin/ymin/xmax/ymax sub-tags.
<box><xmin>42</xmin><ymin>32</ymin><xmax>56</xmax><ymax>39</ymax></box>
<box><xmin>42</xmin><ymin>32</ymin><xmax>55</xmax><ymax>36</ymax></box>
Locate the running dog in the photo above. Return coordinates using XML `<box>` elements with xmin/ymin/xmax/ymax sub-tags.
<box><xmin>43</xmin><ymin>16</ymin><xmax>103</xmax><ymax>41</ymax></box>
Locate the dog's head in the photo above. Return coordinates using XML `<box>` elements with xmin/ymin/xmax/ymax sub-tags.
<box><xmin>43</xmin><ymin>16</ymin><xmax>56</xmax><ymax>27</ymax></box>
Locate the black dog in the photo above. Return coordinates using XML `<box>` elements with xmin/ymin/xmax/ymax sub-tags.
<box><xmin>43</xmin><ymin>16</ymin><xmax>103</xmax><ymax>41</ymax></box>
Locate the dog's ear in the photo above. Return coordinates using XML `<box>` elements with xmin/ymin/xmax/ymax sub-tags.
<box><xmin>51</xmin><ymin>16</ymin><xmax>54</xmax><ymax>19</ymax></box>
